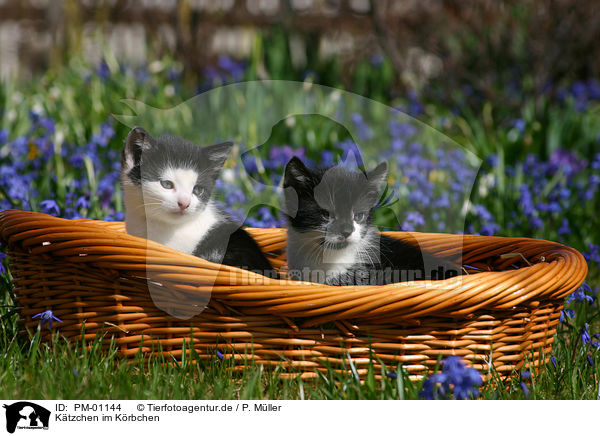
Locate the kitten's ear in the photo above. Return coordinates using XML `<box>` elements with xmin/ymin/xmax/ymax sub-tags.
<box><xmin>367</xmin><ymin>162</ymin><xmax>388</xmax><ymax>190</ymax></box>
<box><xmin>205</xmin><ymin>141</ymin><xmax>233</xmax><ymax>169</ymax></box>
<box><xmin>124</xmin><ymin>127</ymin><xmax>152</xmax><ymax>166</ymax></box>
<box><xmin>284</xmin><ymin>157</ymin><xmax>312</xmax><ymax>188</ymax></box>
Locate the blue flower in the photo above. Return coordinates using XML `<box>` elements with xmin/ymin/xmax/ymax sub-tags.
<box><xmin>105</xmin><ymin>211</ymin><xmax>125</xmax><ymax>222</ymax></box>
<box><xmin>518</xmin><ymin>184</ymin><xmax>536</xmax><ymax>216</ymax></box>
<box><xmin>434</xmin><ymin>193</ymin><xmax>450</xmax><ymax>209</ymax></box>
<box><xmin>581</xmin><ymin>323</ymin><xmax>591</xmax><ymax>345</ymax></box>
<box><xmin>388</xmin><ymin>120</ymin><xmax>417</xmax><ymax>139</ymax></box>
<box><xmin>550</xmin><ymin>356</ymin><xmax>557</xmax><ymax>368</ymax></box>
<box><xmin>480</xmin><ymin>223</ymin><xmax>499</xmax><ymax>236</ymax></box>
<box><xmin>166</xmin><ymin>66</ymin><xmax>182</xmax><ymax>81</ymax></box>
<box><xmin>321</xmin><ymin>150</ymin><xmax>334</xmax><ymax>167</ymax></box>
<box><xmin>217</xmin><ymin>55</ymin><xmax>245</xmax><ymax>81</ymax></box>
<box><xmin>419</xmin><ymin>356</ymin><xmax>482</xmax><ymax>400</ymax></box>
<box><xmin>350</xmin><ymin>113</ymin><xmax>373</xmax><ymax>141</ymax></box>
<box><xmin>587</xmin><ymin>356</ymin><xmax>594</xmax><ymax>367</ymax></box>
<box><xmin>32</xmin><ymin>309</ymin><xmax>63</xmax><ymax>329</ymax></box>
<box><xmin>529</xmin><ymin>217</ymin><xmax>544</xmax><ymax>229</ymax></box>
<box><xmin>39</xmin><ymin>199</ymin><xmax>60</xmax><ymax>216</ymax></box>
<box><xmin>511</xmin><ymin>119</ymin><xmax>526</xmax><ymax>133</ymax></box>
<box><xmin>402</xmin><ymin>211</ymin><xmax>425</xmax><ymax>232</ymax></box>
<box><xmin>584</xmin><ymin>244</ymin><xmax>600</xmax><ymax>264</ymax></box>
<box><xmin>406</xmin><ymin>89</ymin><xmax>424</xmax><ymax>115</ymax></box>
<box><xmin>0</xmin><ymin>251</ymin><xmax>6</xmax><ymax>274</ymax></box>
<box><xmin>560</xmin><ymin>308</ymin><xmax>575</xmax><ymax>323</ymax></box>
<box><xmin>75</xmin><ymin>196</ymin><xmax>90</xmax><ymax>210</ymax></box>
<box><xmin>214</xmin><ymin>349</ymin><xmax>224</xmax><ymax>360</ymax></box>
<box><xmin>96</xmin><ymin>59</ymin><xmax>110</xmax><ymax>80</ymax></box>
<box><xmin>557</xmin><ymin>218</ymin><xmax>570</xmax><ymax>236</ymax></box>
<box><xmin>386</xmin><ymin>371</ymin><xmax>397</xmax><ymax>379</ymax></box>
<box><xmin>135</xmin><ymin>68</ymin><xmax>150</xmax><ymax>83</ymax></box>
<box><xmin>566</xmin><ymin>283</ymin><xmax>595</xmax><ymax>304</ymax></box>
<box><xmin>520</xmin><ymin>382</ymin><xmax>530</xmax><ymax>398</ymax></box>
<box><xmin>39</xmin><ymin>117</ymin><xmax>55</xmax><ymax>135</ymax></box>
<box><xmin>224</xmin><ymin>188</ymin><xmax>245</xmax><ymax>206</ymax></box>
<box><xmin>370</xmin><ymin>53</ymin><xmax>384</xmax><ymax>67</ymax></box>
<box><xmin>549</xmin><ymin>149</ymin><xmax>587</xmax><ymax>176</ymax></box>
<box><xmin>592</xmin><ymin>153</ymin><xmax>600</xmax><ymax>170</ymax></box>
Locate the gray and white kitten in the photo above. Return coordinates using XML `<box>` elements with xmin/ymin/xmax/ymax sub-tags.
<box><xmin>121</xmin><ymin>127</ymin><xmax>277</xmax><ymax>277</ymax></box>
<box><xmin>283</xmin><ymin>157</ymin><xmax>461</xmax><ymax>285</ymax></box>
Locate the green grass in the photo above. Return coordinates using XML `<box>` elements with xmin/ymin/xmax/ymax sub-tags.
<box><xmin>1</xmin><ymin>299</ymin><xmax>598</xmax><ymax>400</ymax></box>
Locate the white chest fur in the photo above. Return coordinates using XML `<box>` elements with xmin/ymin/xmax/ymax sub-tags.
<box><xmin>287</xmin><ymin>229</ymin><xmax>361</xmax><ymax>282</ymax></box>
<box><xmin>146</xmin><ymin>206</ymin><xmax>218</xmax><ymax>254</ymax></box>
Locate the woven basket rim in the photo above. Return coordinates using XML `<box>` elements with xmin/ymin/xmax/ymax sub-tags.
<box><xmin>0</xmin><ymin>209</ymin><xmax>588</xmax><ymax>324</ymax></box>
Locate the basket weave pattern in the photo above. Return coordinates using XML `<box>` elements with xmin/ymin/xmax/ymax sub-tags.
<box><xmin>0</xmin><ymin>210</ymin><xmax>588</xmax><ymax>379</ymax></box>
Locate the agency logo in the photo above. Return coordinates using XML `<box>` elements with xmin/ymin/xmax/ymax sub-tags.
<box><xmin>2</xmin><ymin>402</ymin><xmax>50</xmax><ymax>434</ymax></box>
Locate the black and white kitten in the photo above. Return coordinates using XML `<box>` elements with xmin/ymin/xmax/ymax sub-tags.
<box><xmin>121</xmin><ymin>127</ymin><xmax>277</xmax><ymax>278</ymax></box>
<box><xmin>283</xmin><ymin>157</ymin><xmax>461</xmax><ymax>285</ymax></box>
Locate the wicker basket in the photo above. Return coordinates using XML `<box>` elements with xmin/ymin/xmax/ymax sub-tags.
<box><xmin>0</xmin><ymin>209</ymin><xmax>588</xmax><ymax>380</ymax></box>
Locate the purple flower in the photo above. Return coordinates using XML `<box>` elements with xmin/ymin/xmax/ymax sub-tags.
<box><xmin>566</xmin><ymin>283</ymin><xmax>595</xmax><ymax>304</ymax></box>
<box><xmin>11</xmin><ymin>137</ymin><xmax>29</xmax><ymax>158</ymax></box>
<box><xmin>530</xmin><ymin>217</ymin><xmax>544</xmax><ymax>229</ymax></box>
<box><xmin>39</xmin><ymin>118</ymin><xmax>55</xmax><ymax>135</ymax></box>
<box><xmin>519</xmin><ymin>184</ymin><xmax>536</xmax><ymax>216</ymax></box>
<box><xmin>549</xmin><ymin>149</ymin><xmax>587</xmax><ymax>176</ymax></box>
<box><xmin>167</xmin><ymin>66</ymin><xmax>182</xmax><ymax>81</ymax></box>
<box><xmin>520</xmin><ymin>382</ymin><xmax>530</xmax><ymax>398</ymax></box>
<box><xmin>350</xmin><ymin>113</ymin><xmax>373</xmax><ymax>141</ymax></box>
<box><xmin>105</xmin><ymin>211</ymin><xmax>125</xmax><ymax>222</ymax></box>
<box><xmin>434</xmin><ymin>193</ymin><xmax>450</xmax><ymax>209</ymax></box>
<box><xmin>0</xmin><ymin>251</ymin><xmax>6</xmax><ymax>274</ymax></box>
<box><xmin>480</xmin><ymin>223</ymin><xmax>499</xmax><ymax>236</ymax></box>
<box><xmin>550</xmin><ymin>356</ymin><xmax>557</xmax><ymax>368</ymax></box>
<box><xmin>217</xmin><ymin>55</ymin><xmax>245</xmax><ymax>81</ymax></box>
<box><xmin>214</xmin><ymin>349</ymin><xmax>224</xmax><ymax>360</ymax></box>
<box><xmin>268</xmin><ymin>145</ymin><xmax>304</xmax><ymax>169</ymax></box>
<box><xmin>241</xmin><ymin>152</ymin><xmax>258</xmax><ymax>174</ymax></box>
<box><xmin>370</xmin><ymin>53</ymin><xmax>384</xmax><ymax>67</ymax></box>
<box><xmin>419</xmin><ymin>356</ymin><xmax>482</xmax><ymax>400</ymax></box>
<box><xmin>75</xmin><ymin>196</ymin><xmax>90</xmax><ymax>210</ymax></box>
<box><xmin>581</xmin><ymin>323</ymin><xmax>591</xmax><ymax>345</ymax></box>
<box><xmin>321</xmin><ymin>150</ymin><xmax>335</xmax><ymax>167</ymax></box>
<box><xmin>32</xmin><ymin>309</ymin><xmax>63</xmax><ymax>329</ymax></box>
<box><xmin>592</xmin><ymin>153</ymin><xmax>600</xmax><ymax>170</ymax></box>
<box><xmin>558</xmin><ymin>218</ymin><xmax>570</xmax><ymax>236</ymax></box>
<box><xmin>39</xmin><ymin>199</ymin><xmax>60</xmax><ymax>216</ymax></box>
<box><xmin>402</xmin><ymin>211</ymin><xmax>425</xmax><ymax>232</ymax></box>
<box><xmin>584</xmin><ymin>244</ymin><xmax>600</xmax><ymax>264</ymax></box>
<box><xmin>388</xmin><ymin>120</ymin><xmax>417</xmax><ymax>139</ymax></box>
<box><xmin>511</xmin><ymin>119</ymin><xmax>526</xmax><ymax>133</ymax></box>
<box><xmin>587</xmin><ymin>355</ymin><xmax>594</xmax><ymax>367</ymax></box>
<box><xmin>97</xmin><ymin>59</ymin><xmax>110</xmax><ymax>80</ymax></box>
<box><xmin>560</xmin><ymin>308</ymin><xmax>575</xmax><ymax>323</ymax></box>
<box><xmin>135</xmin><ymin>68</ymin><xmax>150</xmax><ymax>83</ymax></box>
<box><xmin>406</xmin><ymin>89</ymin><xmax>424</xmax><ymax>115</ymax></box>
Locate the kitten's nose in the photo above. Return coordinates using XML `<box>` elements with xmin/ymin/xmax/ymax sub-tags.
<box><xmin>177</xmin><ymin>197</ymin><xmax>190</xmax><ymax>210</ymax></box>
<box><xmin>340</xmin><ymin>225</ymin><xmax>353</xmax><ymax>239</ymax></box>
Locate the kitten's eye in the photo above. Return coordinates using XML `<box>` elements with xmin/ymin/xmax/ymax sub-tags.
<box><xmin>192</xmin><ymin>185</ymin><xmax>204</xmax><ymax>196</ymax></box>
<box><xmin>160</xmin><ymin>180</ymin><xmax>174</xmax><ymax>189</ymax></box>
<box><xmin>323</xmin><ymin>210</ymin><xmax>332</xmax><ymax>219</ymax></box>
<box><xmin>354</xmin><ymin>212</ymin><xmax>367</xmax><ymax>223</ymax></box>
